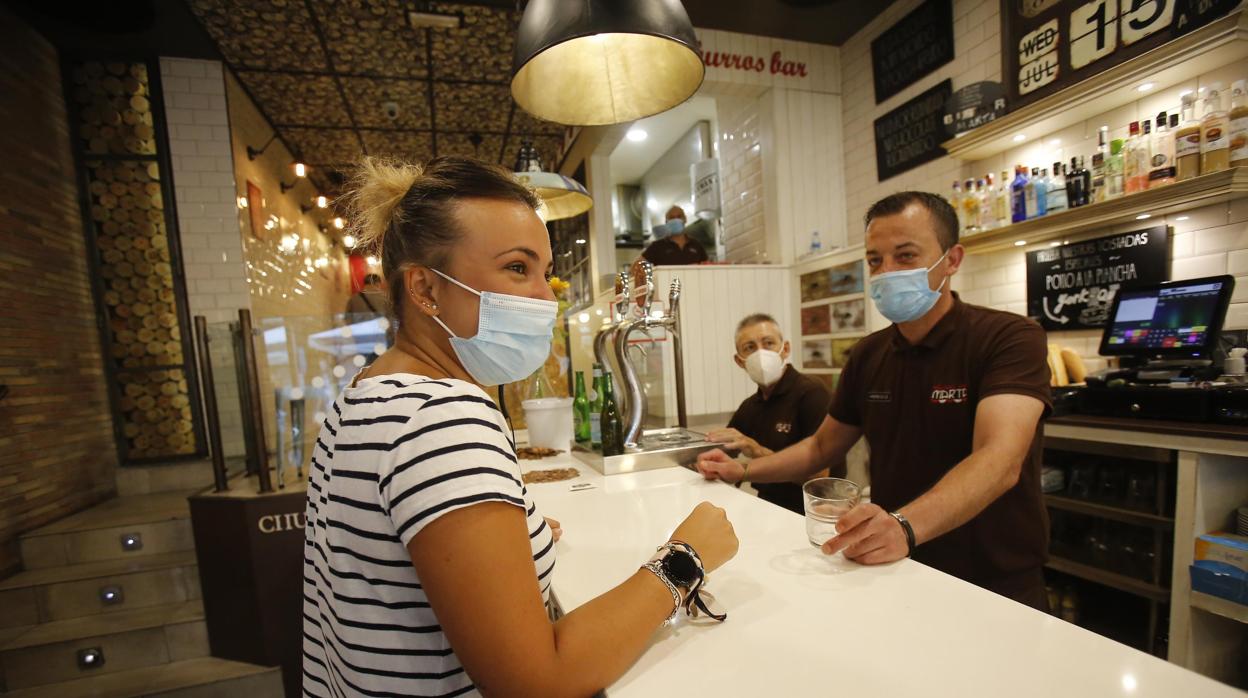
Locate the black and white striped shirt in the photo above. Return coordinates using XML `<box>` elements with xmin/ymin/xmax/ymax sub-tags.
<box><xmin>303</xmin><ymin>373</ymin><xmax>556</xmax><ymax>697</ymax></box>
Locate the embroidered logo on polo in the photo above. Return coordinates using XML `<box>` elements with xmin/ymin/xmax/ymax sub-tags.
<box><xmin>931</xmin><ymin>385</ymin><xmax>968</xmax><ymax>404</ymax></box>
<box><xmin>775</xmin><ymin>422</ymin><xmax>792</xmax><ymax>434</ymax></box>
<box><xmin>866</xmin><ymin>391</ymin><xmax>892</xmax><ymax>403</ymax></box>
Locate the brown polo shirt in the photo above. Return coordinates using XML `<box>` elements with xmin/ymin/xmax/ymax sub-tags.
<box><xmin>641</xmin><ymin>237</ymin><xmax>708</xmax><ymax>266</ymax></box>
<box><xmin>728</xmin><ymin>365</ymin><xmax>832</xmax><ymax>514</ymax></box>
<box><xmin>829</xmin><ymin>294</ymin><xmax>1052</xmax><ymax>607</ymax></box>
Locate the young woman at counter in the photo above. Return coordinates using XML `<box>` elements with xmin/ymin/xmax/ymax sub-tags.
<box><xmin>301</xmin><ymin>156</ymin><xmax>738</xmax><ymax>698</ymax></box>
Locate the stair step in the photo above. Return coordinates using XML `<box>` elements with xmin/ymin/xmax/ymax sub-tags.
<box><xmin>3</xmin><ymin>657</ymin><xmax>283</xmax><ymax>698</ymax></box>
<box><xmin>0</xmin><ymin>552</ymin><xmax>200</xmax><ymax>627</ymax></box>
<box><xmin>0</xmin><ymin>601</ymin><xmax>206</xmax><ymax>690</ymax></box>
<box><xmin>19</xmin><ymin>492</ymin><xmax>197</xmax><ymax>569</ymax></box>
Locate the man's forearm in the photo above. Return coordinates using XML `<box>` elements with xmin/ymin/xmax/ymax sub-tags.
<box><xmin>742</xmin><ymin>434</ymin><xmax>822</xmax><ymax>484</ymax></box>
<box><xmin>898</xmin><ymin>447</ymin><xmax>1021</xmax><ymax>545</ymax></box>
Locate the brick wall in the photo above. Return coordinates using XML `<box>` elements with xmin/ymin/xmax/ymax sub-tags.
<box><xmin>0</xmin><ymin>7</ymin><xmax>117</xmax><ymax>576</ymax></box>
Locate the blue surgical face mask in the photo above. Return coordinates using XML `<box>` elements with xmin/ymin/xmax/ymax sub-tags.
<box><xmin>666</xmin><ymin>218</ymin><xmax>685</xmax><ymax>235</ymax></box>
<box><xmin>868</xmin><ymin>250</ymin><xmax>950</xmax><ymax>324</ymax></box>
<box><xmin>429</xmin><ymin>269</ymin><xmax>557</xmax><ymax>386</ymax></box>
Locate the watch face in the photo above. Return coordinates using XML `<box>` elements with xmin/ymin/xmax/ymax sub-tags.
<box><xmin>662</xmin><ymin>551</ymin><xmax>700</xmax><ymax>588</ymax></box>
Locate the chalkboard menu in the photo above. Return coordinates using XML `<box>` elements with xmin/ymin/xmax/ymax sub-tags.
<box><xmin>1004</xmin><ymin>0</ymin><xmax>1241</xmax><ymax>111</ymax></box>
<box><xmin>871</xmin><ymin>0</ymin><xmax>955</xmax><ymax>104</ymax></box>
<box><xmin>874</xmin><ymin>79</ymin><xmax>953</xmax><ymax>182</ymax></box>
<box><xmin>1026</xmin><ymin>225</ymin><xmax>1169</xmax><ymax>331</ymax></box>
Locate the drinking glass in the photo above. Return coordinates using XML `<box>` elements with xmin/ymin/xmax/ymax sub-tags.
<box><xmin>802</xmin><ymin>477</ymin><xmax>861</xmax><ymax>547</ymax></box>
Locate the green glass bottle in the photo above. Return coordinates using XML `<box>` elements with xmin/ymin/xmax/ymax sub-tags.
<box><xmin>600</xmin><ymin>373</ymin><xmax>624</xmax><ymax>457</ymax></box>
<box><xmin>572</xmin><ymin>371</ymin><xmax>590</xmax><ymax>444</ymax></box>
<box><xmin>589</xmin><ymin>363</ymin><xmax>604</xmax><ymax>450</ymax></box>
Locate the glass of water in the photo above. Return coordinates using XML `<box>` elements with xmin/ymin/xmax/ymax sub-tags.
<box><xmin>802</xmin><ymin>477</ymin><xmax>861</xmax><ymax>547</ymax></box>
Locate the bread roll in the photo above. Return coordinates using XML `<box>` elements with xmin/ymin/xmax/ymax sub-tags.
<box><xmin>1061</xmin><ymin>348</ymin><xmax>1087</xmax><ymax>384</ymax></box>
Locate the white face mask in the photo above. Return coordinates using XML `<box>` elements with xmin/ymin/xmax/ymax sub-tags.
<box><xmin>744</xmin><ymin>349</ymin><xmax>785</xmax><ymax>387</ymax></box>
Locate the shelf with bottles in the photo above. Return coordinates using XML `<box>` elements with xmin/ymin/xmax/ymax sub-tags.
<box><xmin>942</xmin><ymin>10</ymin><xmax>1248</xmax><ymax>162</ymax></box>
<box><xmin>954</xmin><ymin>166</ymin><xmax>1248</xmax><ymax>253</ymax></box>
<box><xmin>1045</xmin><ymin>568</ymin><xmax>1171</xmax><ymax>657</ymax></box>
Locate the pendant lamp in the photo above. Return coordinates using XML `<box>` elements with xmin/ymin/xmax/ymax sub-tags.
<box><xmin>513</xmin><ymin>141</ymin><xmax>592</xmax><ymax>221</ymax></box>
<box><xmin>511</xmin><ymin>0</ymin><xmax>705</xmax><ymax>126</ymax></box>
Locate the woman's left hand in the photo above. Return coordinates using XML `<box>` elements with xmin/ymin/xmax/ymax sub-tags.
<box><xmin>545</xmin><ymin>517</ymin><xmax>563</xmax><ymax>542</ymax></box>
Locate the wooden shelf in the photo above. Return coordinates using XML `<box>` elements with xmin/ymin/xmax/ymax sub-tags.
<box><xmin>1191</xmin><ymin>591</ymin><xmax>1248</xmax><ymax>624</ymax></box>
<box><xmin>942</xmin><ymin>10</ymin><xmax>1248</xmax><ymax>162</ymax></box>
<box><xmin>1045</xmin><ymin>555</ymin><xmax>1170</xmax><ymax>602</ymax></box>
<box><xmin>960</xmin><ymin>168</ymin><xmax>1248</xmax><ymax>253</ymax></box>
<box><xmin>1044</xmin><ymin>494</ymin><xmax>1174</xmax><ymax>529</ymax></box>
<box><xmin>800</xmin><ymin>293</ymin><xmax>865</xmax><ymax>309</ymax></box>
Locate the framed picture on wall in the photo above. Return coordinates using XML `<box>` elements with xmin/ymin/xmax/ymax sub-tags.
<box><xmin>246</xmin><ymin>180</ymin><xmax>266</xmax><ymax>240</ymax></box>
<box><xmin>831</xmin><ymin>338</ymin><xmax>858</xmax><ymax>368</ymax></box>
<box><xmin>800</xmin><ymin>269</ymin><xmax>832</xmax><ymax>302</ymax></box>
<box><xmin>827</xmin><ymin>260</ymin><xmax>864</xmax><ymax>296</ymax></box>
<box><xmin>829</xmin><ymin>298</ymin><xmax>866</xmax><ymax>333</ymax></box>
<box><xmin>801</xmin><ymin>305</ymin><xmax>831</xmax><ymax>335</ymax></box>
<box><xmin>803</xmin><ymin>339</ymin><xmax>833</xmax><ymax>368</ymax></box>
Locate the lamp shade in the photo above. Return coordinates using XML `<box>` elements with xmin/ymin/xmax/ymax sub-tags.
<box><xmin>511</xmin><ymin>0</ymin><xmax>705</xmax><ymax>126</ymax></box>
<box><xmin>517</xmin><ymin>171</ymin><xmax>593</xmax><ymax>221</ymax></box>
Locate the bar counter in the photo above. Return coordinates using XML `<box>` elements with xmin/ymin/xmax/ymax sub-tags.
<box><xmin>519</xmin><ymin>452</ymin><xmax>1241</xmax><ymax>697</ymax></box>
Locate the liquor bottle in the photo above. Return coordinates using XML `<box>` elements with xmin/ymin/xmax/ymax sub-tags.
<box><xmin>1231</xmin><ymin>80</ymin><xmax>1248</xmax><ymax>168</ymax></box>
<box><xmin>572</xmin><ymin>371</ymin><xmax>590</xmax><ymax>444</ymax></box>
<box><xmin>994</xmin><ymin>170</ymin><xmax>1011</xmax><ymax>228</ymax></box>
<box><xmin>979</xmin><ymin>175</ymin><xmax>995</xmax><ymax>231</ymax></box>
<box><xmin>1088</xmin><ymin>129</ymin><xmax>1108</xmax><ymax>203</ymax></box>
<box><xmin>1079</xmin><ymin>157</ymin><xmax>1093</xmax><ymax>206</ymax></box>
<box><xmin>1106</xmin><ymin>139</ymin><xmax>1125</xmax><ymax>199</ymax></box>
<box><xmin>962</xmin><ymin>178</ymin><xmax>980</xmax><ymax>233</ymax></box>
<box><xmin>589</xmin><ymin>363</ymin><xmax>604</xmax><ymax>450</ymax></box>
<box><xmin>951</xmin><ymin>180</ymin><xmax>965</xmax><ymax>233</ymax></box>
<box><xmin>1024</xmin><ymin>167</ymin><xmax>1041</xmax><ymax>219</ymax></box>
<box><xmin>600</xmin><ymin>373</ymin><xmax>624</xmax><ymax>457</ymax></box>
<box><xmin>1065</xmin><ymin>158</ymin><xmax>1083</xmax><ymax>209</ymax></box>
<box><xmin>1125</xmin><ymin>121</ymin><xmax>1144</xmax><ymax>194</ymax></box>
<box><xmin>1011</xmin><ymin>166</ymin><xmax>1029</xmax><ymax>223</ymax></box>
<box><xmin>1202</xmin><ymin>82</ymin><xmax>1231</xmax><ymax>174</ymax></box>
<box><xmin>1046</xmin><ymin>163</ymin><xmax>1068</xmax><ymax>213</ymax></box>
<box><xmin>1176</xmin><ymin>92</ymin><xmax>1202</xmax><ymax>181</ymax></box>
<box><xmin>1148</xmin><ymin>111</ymin><xmax>1175</xmax><ymax>188</ymax></box>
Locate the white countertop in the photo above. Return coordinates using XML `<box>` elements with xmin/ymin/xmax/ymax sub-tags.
<box><xmin>519</xmin><ymin>453</ymin><xmax>1242</xmax><ymax>698</ymax></box>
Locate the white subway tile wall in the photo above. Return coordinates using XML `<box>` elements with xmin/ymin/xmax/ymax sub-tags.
<box><xmin>160</xmin><ymin>57</ymin><xmax>248</xmax><ymax>457</ymax></box>
<box><xmin>717</xmin><ymin>95</ymin><xmax>768</xmax><ymax>262</ymax></box>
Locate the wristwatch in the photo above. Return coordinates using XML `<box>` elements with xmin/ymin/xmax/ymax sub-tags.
<box><xmin>889</xmin><ymin>511</ymin><xmax>916</xmax><ymax>557</ymax></box>
<box><xmin>655</xmin><ymin>545</ymin><xmax>703</xmax><ymax>590</ymax></box>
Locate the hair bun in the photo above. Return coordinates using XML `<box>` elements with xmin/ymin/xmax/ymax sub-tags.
<box><xmin>342</xmin><ymin>157</ymin><xmax>422</xmax><ymax>254</ymax></box>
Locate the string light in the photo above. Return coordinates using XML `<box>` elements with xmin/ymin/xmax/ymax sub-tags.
<box><xmin>316</xmin><ymin>195</ymin><xmax>328</xmax><ymax>208</ymax></box>
<box><xmin>294</xmin><ymin>162</ymin><xmax>307</xmax><ymax>177</ymax></box>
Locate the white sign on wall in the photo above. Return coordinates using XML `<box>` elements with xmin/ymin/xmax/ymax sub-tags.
<box><xmin>691</xmin><ymin>158</ymin><xmax>721</xmax><ymax>220</ymax></box>
<box><xmin>1018</xmin><ymin>19</ymin><xmax>1060</xmax><ymax>95</ymax></box>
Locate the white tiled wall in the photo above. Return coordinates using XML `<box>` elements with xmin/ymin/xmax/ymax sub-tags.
<box><xmin>717</xmin><ymin>95</ymin><xmax>767</xmax><ymax>262</ymax></box>
<box><xmin>160</xmin><ymin>58</ymin><xmax>250</xmax><ymax>326</ymax></box>
<box><xmin>840</xmin><ymin>0</ymin><xmax>1001</xmax><ymax>245</ymax></box>
<box><xmin>160</xmin><ymin>57</ymin><xmax>249</xmax><ymax>458</ymax></box>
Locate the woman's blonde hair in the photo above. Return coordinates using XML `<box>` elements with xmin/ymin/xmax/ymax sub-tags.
<box><xmin>340</xmin><ymin>156</ymin><xmax>541</xmax><ymax>314</ymax></box>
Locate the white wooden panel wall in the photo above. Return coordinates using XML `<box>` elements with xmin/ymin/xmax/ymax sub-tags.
<box><xmin>768</xmin><ymin>89</ymin><xmax>848</xmax><ymax>264</ymax></box>
<box><xmin>654</xmin><ymin>265</ymin><xmax>795</xmax><ymax>418</ymax></box>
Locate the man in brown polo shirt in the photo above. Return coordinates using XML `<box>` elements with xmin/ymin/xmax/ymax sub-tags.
<box><xmin>707</xmin><ymin>313</ymin><xmax>833</xmax><ymax>514</ymax></box>
<box><xmin>640</xmin><ymin>205</ymin><xmax>708</xmax><ymax>266</ymax></box>
<box><xmin>697</xmin><ymin>191</ymin><xmax>1052</xmax><ymax>609</ymax></box>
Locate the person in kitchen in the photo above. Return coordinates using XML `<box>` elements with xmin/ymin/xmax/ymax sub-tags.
<box><xmin>707</xmin><ymin>313</ymin><xmax>833</xmax><ymax>514</ymax></box>
<box><xmin>697</xmin><ymin>191</ymin><xmax>1053</xmax><ymax>609</ymax></box>
<box><xmin>640</xmin><ymin>204</ymin><xmax>708</xmax><ymax>266</ymax></box>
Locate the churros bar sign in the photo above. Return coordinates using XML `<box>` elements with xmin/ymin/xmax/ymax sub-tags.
<box><xmin>699</xmin><ymin>48</ymin><xmax>809</xmax><ymax>78</ymax></box>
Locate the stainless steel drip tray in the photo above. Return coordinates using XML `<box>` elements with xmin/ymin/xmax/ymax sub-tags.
<box><xmin>572</xmin><ymin>428</ymin><xmax>730</xmax><ymax>476</ymax></box>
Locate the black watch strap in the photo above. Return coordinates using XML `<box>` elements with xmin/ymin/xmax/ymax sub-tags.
<box><xmin>889</xmin><ymin>511</ymin><xmax>916</xmax><ymax>557</ymax></box>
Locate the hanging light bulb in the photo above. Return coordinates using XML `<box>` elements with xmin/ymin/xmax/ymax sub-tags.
<box><xmin>511</xmin><ymin>0</ymin><xmax>704</xmax><ymax>126</ymax></box>
<box><xmin>333</xmin><ymin>217</ymin><xmax>345</xmax><ymax>229</ymax></box>
<box><xmin>294</xmin><ymin>162</ymin><xmax>307</xmax><ymax>178</ymax></box>
<box><xmin>316</xmin><ymin>195</ymin><xmax>328</xmax><ymax>208</ymax></box>
<box><xmin>342</xmin><ymin>233</ymin><xmax>357</xmax><ymax>248</ymax></box>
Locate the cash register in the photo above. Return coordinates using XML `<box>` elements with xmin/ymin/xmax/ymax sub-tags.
<box><xmin>1071</xmin><ymin>275</ymin><xmax>1248</xmax><ymax>423</ymax></box>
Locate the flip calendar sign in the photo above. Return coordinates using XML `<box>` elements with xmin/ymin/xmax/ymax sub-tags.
<box><xmin>1003</xmin><ymin>0</ymin><xmax>1241</xmax><ymax>111</ymax></box>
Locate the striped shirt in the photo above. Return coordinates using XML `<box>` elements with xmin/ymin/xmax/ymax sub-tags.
<box><xmin>303</xmin><ymin>373</ymin><xmax>556</xmax><ymax>697</ymax></box>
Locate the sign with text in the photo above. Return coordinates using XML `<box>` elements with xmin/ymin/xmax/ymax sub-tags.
<box><xmin>943</xmin><ymin>81</ymin><xmax>1008</xmax><ymax>135</ymax></box>
<box><xmin>871</xmin><ymin>0</ymin><xmax>955</xmax><ymax>104</ymax></box>
<box><xmin>874</xmin><ymin>79</ymin><xmax>953</xmax><ymax>181</ymax></box>
<box><xmin>1026</xmin><ymin>225</ymin><xmax>1169</xmax><ymax>330</ymax></box>
<box><xmin>1004</xmin><ymin>0</ymin><xmax>1241</xmax><ymax>111</ymax></box>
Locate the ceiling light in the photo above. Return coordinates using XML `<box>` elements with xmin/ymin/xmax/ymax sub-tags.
<box><xmin>316</xmin><ymin>195</ymin><xmax>328</xmax><ymax>208</ymax></box>
<box><xmin>1049</xmin><ymin>138</ymin><xmax>1061</xmax><ymax>146</ymax></box>
<box><xmin>333</xmin><ymin>217</ymin><xmax>345</xmax><ymax>230</ymax></box>
<box><xmin>294</xmin><ymin>162</ymin><xmax>307</xmax><ymax>178</ymax></box>
<box><xmin>1012</xmin><ymin>133</ymin><xmax>1026</xmax><ymax>143</ymax></box>
<box><xmin>342</xmin><ymin>234</ymin><xmax>356</xmax><ymax>248</ymax></box>
<box><xmin>1014</xmin><ymin>240</ymin><xmax>1027</xmax><ymax>247</ymax></box>
<box><xmin>626</xmin><ymin>128</ymin><xmax>648</xmax><ymax>142</ymax></box>
<box><xmin>511</xmin><ymin>0</ymin><xmax>704</xmax><ymax>126</ymax></box>
<box><xmin>578</xmin><ymin>312</ymin><xmax>590</xmax><ymax>323</ymax></box>
<box><xmin>1050</xmin><ymin>241</ymin><xmax>1062</xmax><ymax>247</ymax></box>
<box><xmin>1136</xmin><ymin>213</ymin><xmax>1152</xmax><ymax>220</ymax></box>
<box><xmin>1136</xmin><ymin>82</ymin><xmax>1154</xmax><ymax>92</ymax></box>
<box><xmin>408</xmin><ymin>10</ymin><xmax>462</xmax><ymax>29</ymax></box>
<box><xmin>1176</xmin><ymin>215</ymin><xmax>1190</xmax><ymax>221</ymax></box>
